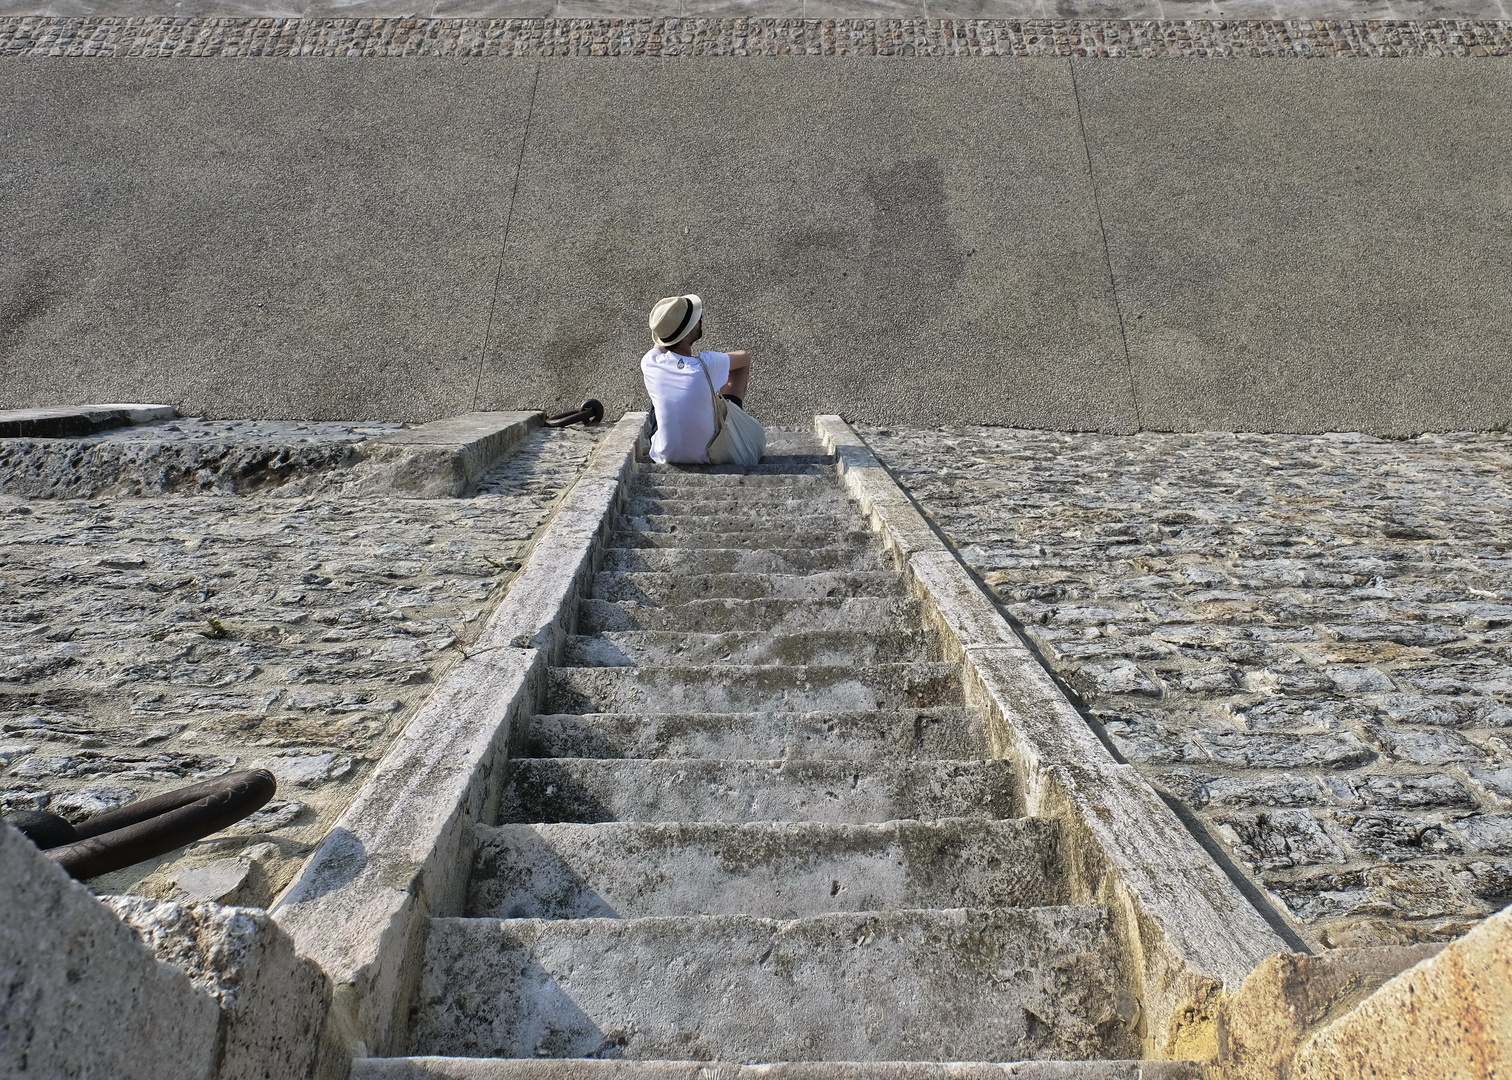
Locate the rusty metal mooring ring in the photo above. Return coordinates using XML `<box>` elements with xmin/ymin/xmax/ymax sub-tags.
<box><xmin>545</xmin><ymin>399</ymin><xmax>605</xmax><ymax>428</ymax></box>
<box><xmin>14</xmin><ymin>769</ymin><xmax>277</xmax><ymax>881</ymax></box>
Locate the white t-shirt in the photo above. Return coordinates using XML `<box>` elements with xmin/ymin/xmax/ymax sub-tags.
<box><xmin>641</xmin><ymin>346</ymin><xmax>731</xmax><ymax>464</ymax></box>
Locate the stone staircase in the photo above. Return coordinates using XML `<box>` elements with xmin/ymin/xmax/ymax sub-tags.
<box><xmin>359</xmin><ymin>433</ymin><xmax>1199</xmax><ymax>1079</ymax></box>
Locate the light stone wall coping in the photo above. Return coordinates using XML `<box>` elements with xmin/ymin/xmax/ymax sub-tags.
<box><xmin>814</xmin><ymin>414</ymin><xmax>1294</xmax><ymax>1062</ymax></box>
<box><xmin>0</xmin><ymin>403</ymin><xmax>174</xmax><ymax>438</ymax></box>
<box><xmin>351</xmin><ymin>411</ymin><xmax>544</xmax><ymax>498</ymax></box>
<box><xmin>269</xmin><ymin>413</ymin><xmax>648</xmax><ymax>1075</ymax></box>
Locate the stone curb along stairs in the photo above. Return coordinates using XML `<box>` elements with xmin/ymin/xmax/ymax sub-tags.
<box><xmin>270</xmin><ymin>413</ymin><xmax>648</xmax><ymax>1075</ymax></box>
<box><xmin>812</xmin><ymin>416</ymin><xmax>1292</xmax><ymax>1059</ymax></box>
<box><xmin>274</xmin><ymin>412</ymin><xmax>1293</xmax><ymax>1080</ymax></box>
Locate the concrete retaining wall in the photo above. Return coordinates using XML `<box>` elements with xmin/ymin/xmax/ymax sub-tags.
<box><xmin>2</xmin><ymin>59</ymin><xmax>1509</xmax><ymax>434</ymax></box>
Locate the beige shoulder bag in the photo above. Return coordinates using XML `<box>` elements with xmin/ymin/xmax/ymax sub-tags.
<box><xmin>701</xmin><ymin>361</ymin><xmax>766</xmax><ymax>466</ymax></box>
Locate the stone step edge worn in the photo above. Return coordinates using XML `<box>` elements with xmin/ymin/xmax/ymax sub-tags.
<box><xmin>408</xmin><ymin>906</ymin><xmax>1128</xmax><ymax>1061</ymax></box>
<box><xmin>813</xmin><ymin>414</ymin><xmax>1296</xmax><ymax>1060</ymax></box>
<box><xmin>353</xmin><ymin>1057</ymin><xmax>1205</xmax><ymax>1079</ymax></box>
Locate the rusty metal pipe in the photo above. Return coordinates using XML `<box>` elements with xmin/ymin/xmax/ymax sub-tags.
<box><xmin>545</xmin><ymin>399</ymin><xmax>604</xmax><ymax>428</ymax></box>
<box><xmin>44</xmin><ymin>769</ymin><xmax>276</xmax><ymax>881</ymax></box>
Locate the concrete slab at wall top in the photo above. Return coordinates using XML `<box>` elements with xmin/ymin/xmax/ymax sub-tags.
<box><xmin>3</xmin><ymin>60</ymin><xmax>1511</xmax><ymax>434</ymax></box>
<box><xmin>0</xmin><ymin>403</ymin><xmax>174</xmax><ymax>437</ymax></box>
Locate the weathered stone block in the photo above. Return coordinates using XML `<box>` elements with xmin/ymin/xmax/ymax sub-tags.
<box><xmin>1290</xmin><ymin>904</ymin><xmax>1512</xmax><ymax>1079</ymax></box>
<box><xmin>1214</xmin><ymin>942</ymin><xmax>1443</xmax><ymax>1080</ymax></box>
<box><xmin>103</xmin><ymin>896</ymin><xmax>331</xmax><ymax>1080</ymax></box>
<box><xmin>0</xmin><ymin>821</ymin><xmax>219</xmax><ymax>1080</ymax></box>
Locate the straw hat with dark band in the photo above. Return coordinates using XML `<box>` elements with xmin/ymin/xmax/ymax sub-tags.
<box><xmin>649</xmin><ymin>294</ymin><xmax>702</xmax><ymax>348</ymax></box>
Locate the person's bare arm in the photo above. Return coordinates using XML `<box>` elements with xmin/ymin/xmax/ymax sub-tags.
<box><xmin>719</xmin><ymin>350</ymin><xmax>752</xmax><ymax>399</ymax></box>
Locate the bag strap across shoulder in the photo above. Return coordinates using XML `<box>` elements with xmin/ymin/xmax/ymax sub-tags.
<box><xmin>699</xmin><ymin>359</ymin><xmax>729</xmax><ymax>449</ymax></box>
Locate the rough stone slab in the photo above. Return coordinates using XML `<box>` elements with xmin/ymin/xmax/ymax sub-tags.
<box><xmin>0</xmin><ymin>821</ymin><xmax>219</xmax><ymax>1080</ymax></box>
<box><xmin>1290</xmin><ymin>903</ymin><xmax>1512</xmax><ymax>1079</ymax></box>
<box><xmin>270</xmin><ymin>419</ymin><xmax>645</xmax><ymax>1062</ymax></box>
<box><xmin>601</xmin><ymin>546</ymin><xmax>887</xmax><ymax>575</ymax></box>
<box><xmin>627</xmin><ymin>468</ymin><xmax>836</xmax><ymax>487</ymax></box>
<box><xmin>0</xmin><ymin>431</ymin><xmax>366</xmax><ymax>497</ymax></box>
<box><xmin>103</xmin><ymin>895</ymin><xmax>331</xmax><ymax>1080</ymax></box>
<box><xmin>624</xmin><ymin>492</ymin><xmax>853</xmax><ymax>514</ymax></box>
<box><xmin>639</xmin><ymin>457</ymin><xmax>836</xmax><ymax>474</ymax></box>
<box><xmin>617</xmin><ymin>510</ymin><xmax>850</xmax><ymax>534</ymax></box>
<box><xmin>351</xmin><ymin>412</ymin><xmax>542</xmax><ymax>498</ymax></box>
<box><xmin>467</xmin><ymin>817</ymin><xmax>1064</xmax><ymax>919</ymax></box>
<box><xmin>497</xmin><ymin>758</ymin><xmax>1017</xmax><ymax>824</ymax></box>
<box><xmin>591</xmin><ymin>570</ymin><xmax>905</xmax><ymax>605</ymax></box>
<box><xmin>563</xmin><ymin>628</ymin><xmax>932</xmax><ymax>668</ymax></box>
<box><xmin>521</xmin><ymin>708</ymin><xmax>990</xmax><ymax>762</ymax></box>
<box><xmin>608</xmin><ymin>527</ymin><xmax>879</xmax><ymax>550</ymax></box>
<box><xmin>355</xmin><ymin>1059</ymin><xmax>1204</xmax><ymax>1080</ymax></box>
<box><xmin>409</xmin><ymin>906</ymin><xmax>1136</xmax><ymax>1061</ymax></box>
<box><xmin>0</xmin><ymin>402</ymin><xmax>173</xmax><ymax>437</ymax></box>
<box><xmin>578</xmin><ymin>595</ymin><xmax>923</xmax><ymax>635</ymax></box>
<box><xmin>1215</xmin><ymin>943</ymin><xmax>1445</xmax><ymax>1080</ymax></box>
<box><xmin>545</xmin><ymin>662</ymin><xmax>962</xmax><ymax>714</ymax></box>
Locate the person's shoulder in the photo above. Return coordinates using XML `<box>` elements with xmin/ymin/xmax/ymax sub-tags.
<box><xmin>641</xmin><ymin>346</ymin><xmax>668</xmax><ymax>370</ymax></box>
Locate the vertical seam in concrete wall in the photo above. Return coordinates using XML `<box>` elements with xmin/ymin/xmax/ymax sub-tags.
<box><xmin>1068</xmin><ymin>58</ymin><xmax>1143</xmax><ymax>433</ymax></box>
<box><xmin>473</xmin><ymin>63</ymin><xmax>542</xmax><ymax>412</ymax></box>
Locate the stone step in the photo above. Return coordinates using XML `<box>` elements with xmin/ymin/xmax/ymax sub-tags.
<box><xmin>623</xmin><ymin>491</ymin><xmax>854</xmax><ymax>514</ymax></box>
<box><xmin>631</xmin><ymin>469</ymin><xmax>835</xmax><ymax>489</ymax></box>
<box><xmin>408</xmin><ymin>906</ymin><xmax>1130</xmax><ymax>1062</ymax></box>
<box><xmin>497</xmin><ymin>758</ymin><xmax>1015</xmax><ymax>825</ymax></box>
<box><xmin>578</xmin><ymin>596</ymin><xmax>922</xmax><ymax>635</ymax></box>
<box><xmin>608</xmin><ymin>527</ymin><xmax>877</xmax><ymax>550</ymax></box>
<box><xmin>616</xmin><ymin>511</ymin><xmax>851</xmax><ymax>535</ymax></box>
<box><xmin>545</xmin><ymin>663</ymin><xmax>961</xmax><ymax>715</ymax></box>
<box><xmin>563</xmin><ymin>629</ymin><xmax>934</xmax><ymax>668</ymax></box>
<box><xmin>467</xmin><ymin>818</ymin><xmax>1065</xmax><ymax>919</ymax></box>
<box><xmin>590</xmin><ymin>571</ymin><xmax>905</xmax><ymax>606</ymax></box>
<box><xmin>520</xmin><ymin>708</ymin><xmax>990</xmax><ymax>761</ymax></box>
<box><xmin>638</xmin><ymin>455</ymin><xmax>835</xmax><ymax>475</ymax></box>
<box><xmin>600</xmin><ymin>546</ymin><xmax>887</xmax><ymax>576</ymax></box>
<box><xmin>759</xmin><ymin>431</ymin><xmax>829</xmax><ymax>453</ymax></box>
<box><xmin>355</xmin><ymin>1059</ymin><xmax>1203</xmax><ymax>1080</ymax></box>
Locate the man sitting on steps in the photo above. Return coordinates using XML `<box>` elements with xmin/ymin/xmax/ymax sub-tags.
<box><xmin>641</xmin><ymin>294</ymin><xmax>761</xmax><ymax>465</ymax></box>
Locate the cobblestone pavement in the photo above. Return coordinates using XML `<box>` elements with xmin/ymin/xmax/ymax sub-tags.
<box><xmin>0</xmin><ymin>423</ymin><xmax>601</xmax><ymax>905</ymax></box>
<box><xmin>867</xmin><ymin>426</ymin><xmax>1512</xmax><ymax>948</ymax></box>
<box><xmin>2</xmin><ymin>16</ymin><xmax>1509</xmax><ymax>57</ymax></box>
